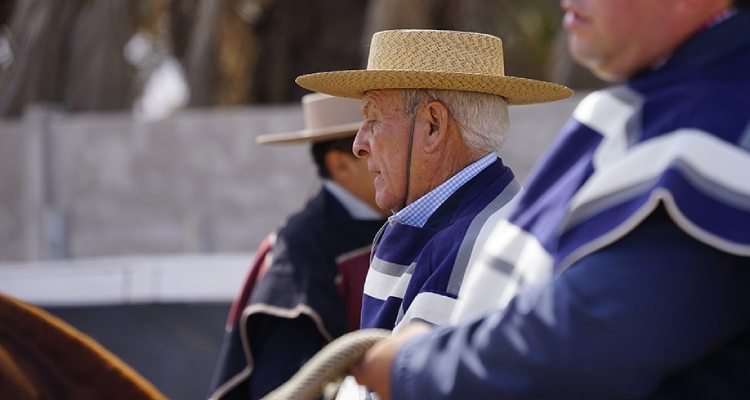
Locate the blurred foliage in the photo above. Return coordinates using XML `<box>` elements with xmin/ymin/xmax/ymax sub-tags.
<box><xmin>0</xmin><ymin>0</ymin><xmax>603</xmax><ymax>119</ymax></box>
<box><xmin>362</xmin><ymin>0</ymin><xmax>565</xmax><ymax>84</ymax></box>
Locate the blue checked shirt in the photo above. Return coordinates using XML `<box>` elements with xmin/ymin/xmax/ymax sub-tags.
<box><xmin>389</xmin><ymin>153</ymin><xmax>497</xmax><ymax>228</ymax></box>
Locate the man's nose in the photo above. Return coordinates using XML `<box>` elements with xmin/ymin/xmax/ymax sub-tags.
<box><xmin>353</xmin><ymin>129</ymin><xmax>370</xmax><ymax>158</ymax></box>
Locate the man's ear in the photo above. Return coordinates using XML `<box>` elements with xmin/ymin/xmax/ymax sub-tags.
<box><xmin>422</xmin><ymin>100</ymin><xmax>450</xmax><ymax>154</ymax></box>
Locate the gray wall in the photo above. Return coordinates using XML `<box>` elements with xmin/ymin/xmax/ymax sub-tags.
<box><xmin>1</xmin><ymin>104</ymin><xmax>313</xmax><ymax>262</ymax></box>
<box><xmin>0</xmin><ymin>93</ymin><xmax>584</xmax><ymax>264</ymax></box>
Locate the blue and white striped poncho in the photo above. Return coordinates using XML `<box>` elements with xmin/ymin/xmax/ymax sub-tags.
<box><xmin>390</xmin><ymin>11</ymin><xmax>750</xmax><ymax>400</ymax></box>
<box><xmin>361</xmin><ymin>159</ymin><xmax>523</xmax><ymax>333</ymax></box>
<box><xmin>452</xmin><ymin>11</ymin><xmax>750</xmax><ymax>323</ymax></box>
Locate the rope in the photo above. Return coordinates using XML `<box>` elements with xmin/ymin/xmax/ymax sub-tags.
<box><xmin>259</xmin><ymin>328</ymin><xmax>392</xmax><ymax>400</ymax></box>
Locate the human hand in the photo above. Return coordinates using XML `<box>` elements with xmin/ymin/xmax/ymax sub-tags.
<box><xmin>352</xmin><ymin>322</ymin><xmax>432</xmax><ymax>400</ymax></box>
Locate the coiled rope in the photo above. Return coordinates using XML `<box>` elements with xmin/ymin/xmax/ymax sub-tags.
<box><xmin>259</xmin><ymin>328</ymin><xmax>391</xmax><ymax>400</ymax></box>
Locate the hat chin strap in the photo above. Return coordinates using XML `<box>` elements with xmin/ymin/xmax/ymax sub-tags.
<box><xmin>401</xmin><ymin>89</ymin><xmax>420</xmax><ymax>211</ymax></box>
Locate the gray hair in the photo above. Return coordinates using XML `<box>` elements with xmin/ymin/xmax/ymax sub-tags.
<box><xmin>399</xmin><ymin>89</ymin><xmax>510</xmax><ymax>156</ymax></box>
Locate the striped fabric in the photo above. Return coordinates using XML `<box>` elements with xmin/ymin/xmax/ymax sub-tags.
<box><xmin>387</xmin><ymin>11</ymin><xmax>750</xmax><ymax>400</ymax></box>
<box><xmin>451</xmin><ymin>15</ymin><xmax>750</xmax><ymax>323</ymax></box>
<box><xmin>391</xmin><ymin>153</ymin><xmax>498</xmax><ymax>228</ymax></box>
<box><xmin>361</xmin><ymin>159</ymin><xmax>522</xmax><ymax>333</ymax></box>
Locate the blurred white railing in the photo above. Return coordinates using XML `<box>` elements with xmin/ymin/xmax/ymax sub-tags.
<box><xmin>0</xmin><ymin>253</ymin><xmax>253</xmax><ymax>306</ymax></box>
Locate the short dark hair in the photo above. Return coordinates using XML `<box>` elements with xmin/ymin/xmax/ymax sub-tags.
<box><xmin>311</xmin><ymin>136</ymin><xmax>357</xmax><ymax>179</ymax></box>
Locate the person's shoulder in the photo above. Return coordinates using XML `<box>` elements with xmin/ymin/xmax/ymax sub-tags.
<box><xmin>274</xmin><ymin>195</ymin><xmax>329</xmax><ymax>243</ymax></box>
<box><xmin>634</xmin><ymin>63</ymin><xmax>750</xmax><ymax>145</ymax></box>
<box><xmin>669</xmin><ymin>77</ymin><xmax>749</xmax><ymax>144</ymax></box>
<box><xmin>449</xmin><ymin>161</ymin><xmax>519</xmax><ymax>224</ymax></box>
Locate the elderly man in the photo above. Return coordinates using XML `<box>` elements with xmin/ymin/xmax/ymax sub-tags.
<box><xmin>207</xmin><ymin>93</ymin><xmax>388</xmax><ymax>400</ymax></box>
<box><xmin>296</xmin><ymin>30</ymin><xmax>572</xmax><ymax>334</ymax></box>
<box><xmin>353</xmin><ymin>1</ymin><xmax>750</xmax><ymax>399</ymax></box>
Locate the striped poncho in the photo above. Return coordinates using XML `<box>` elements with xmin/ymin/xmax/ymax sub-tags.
<box><xmin>392</xmin><ymin>10</ymin><xmax>750</xmax><ymax>400</ymax></box>
<box><xmin>361</xmin><ymin>159</ymin><xmax>524</xmax><ymax>333</ymax></box>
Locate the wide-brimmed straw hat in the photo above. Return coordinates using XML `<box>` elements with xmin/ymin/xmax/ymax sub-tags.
<box><xmin>296</xmin><ymin>29</ymin><xmax>573</xmax><ymax>105</ymax></box>
<box><xmin>256</xmin><ymin>93</ymin><xmax>362</xmax><ymax>144</ymax></box>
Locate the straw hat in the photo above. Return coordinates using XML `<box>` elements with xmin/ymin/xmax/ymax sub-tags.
<box><xmin>296</xmin><ymin>29</ymin><xmax>573</xmax><ymax>105</ymax></box>
<box><xmin>256</xmin><ymin>93</ymin><xmax>362</xmax><ymax>144</ymax></box>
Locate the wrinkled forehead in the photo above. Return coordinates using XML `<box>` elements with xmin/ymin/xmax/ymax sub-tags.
<box><xmin>361</xmin><ymin>89</ymin><xmax>409</xmax><ymax>116</ymax></box>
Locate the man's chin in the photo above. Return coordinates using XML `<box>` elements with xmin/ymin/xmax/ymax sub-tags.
<box><xmin>376</xmin><ymin>198</ymin><xmax>402</xmax><ymax>213</ymax></box>
<box><xmin>569</xmin><ymin>50</ymin><xmax>624</xmax><ymax>83</ymax></box>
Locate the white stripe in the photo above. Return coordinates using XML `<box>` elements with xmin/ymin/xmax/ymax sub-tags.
<box><xmin>573</xmin><ymin>89</ymin><xmax>641</xmax><ymax>169</ymax></box>
<box><xmin>451</xmin><ymin>220</ymin><xmax>552</xmax><ymax>324</ymax></box>
<box><xmin>393</xmin><ymin>292</ymin><xmax>457</xmax><ymax>334</ymax></box>
<box><xmin>463</xmin><ymin>190</ymin><xmax>523</xmax><ymax>276</ymax></box>
<box><xmin>659</xmin><ymin>189</ymin><xmax>750</xmax><ymax>256</ymax></box>
<box><xmin>362</xmin><ymin>261</ymin><xmax>412</xmax><ymax>301</ymax></box>
<box><xmin>559</xmin><ymin>186</ymin><xmax>750</xmax><ymax>273</ymax></box>
<box><xmin>570</xmin><ymin>129</ymin><xmax>750</xmax><ymax>213</ymax></box>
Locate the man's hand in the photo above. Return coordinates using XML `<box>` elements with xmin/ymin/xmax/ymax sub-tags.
<box><xmin>353</xmin><ymin>323</ymin><xmax>432</xmax><ymax>400</ymax></box>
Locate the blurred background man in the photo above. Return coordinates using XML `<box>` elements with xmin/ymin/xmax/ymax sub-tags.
<box><xmin>207</xmin><ymin>93</ymin><xmax>388</xmax><ymax>400</ymax></box>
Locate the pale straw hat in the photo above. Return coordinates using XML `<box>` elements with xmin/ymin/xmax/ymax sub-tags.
<box><xmin>256</xmin><ymin>93</ymin><xmax>362</xmax><ymax>144</ymax></box>
<box><xmin>296</xmin><ymin>29</ymin><xmax>573</xmax><ymax>105</ymax></box>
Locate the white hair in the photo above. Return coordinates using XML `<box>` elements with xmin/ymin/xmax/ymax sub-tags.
<box><xmin>399</xmin><ymin>89</ymin><xmax>510</xmax><ymax>156</ymax></box>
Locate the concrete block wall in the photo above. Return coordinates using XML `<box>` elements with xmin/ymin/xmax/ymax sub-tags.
<box><xmin>0</xmin><ymin>93</ymin><xmax>585</xmax><ymax>265</ymax></box>
<box><xmin>0</xmin><ymin>118</ymin><xmax>25</xmax><ymax>261</ymax></box>
<box><xmin>1</xmin><ymin>104</ymin><xmax>313</xmax><ymax>263</ymax></box>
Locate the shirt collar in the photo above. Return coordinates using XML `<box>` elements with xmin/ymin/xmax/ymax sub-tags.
<box><xmin>389</xmin><ymin>153</ymin><xmax>497</xmax><ymax>228</ymax></box>
<box><xmin>323</xmin><ymin>180</ymin><xmax>383</xmax><ymax>220</ymax></box>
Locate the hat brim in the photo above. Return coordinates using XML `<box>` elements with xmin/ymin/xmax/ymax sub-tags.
<box><xmin>256</xmin><ymin>121</ymin><xmax>363</xmax><ymax>144</ymax></box>
<box><xmin>296</xmin><ymin>70</ymin><xmax>574</xmax><ymax>106</ymax></box>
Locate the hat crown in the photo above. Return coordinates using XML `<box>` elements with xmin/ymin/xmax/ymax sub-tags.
<box><xmin>295</xmin><ymin>29</ymin><xmax>573</xmax><ymax>105</ymax></box>
<box><xmin>303</xmin><ymin>92</ymin><xmax>362</xmax><ymax>131</ymax></box>
<box><xmin>367</xmin><ymin>29</ymin><xmax>505</xmax><ymax>77</ymax></box>
<box><xmin>255</xmin><ymin>93</ymin><xmax>362</xmax><ymax>144</ymax></box>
